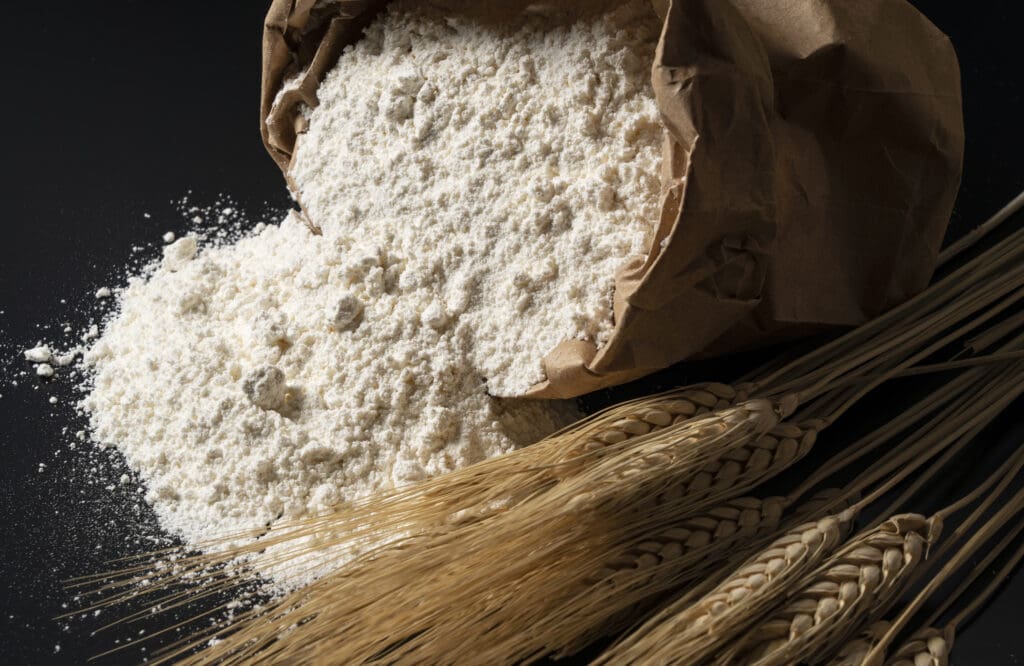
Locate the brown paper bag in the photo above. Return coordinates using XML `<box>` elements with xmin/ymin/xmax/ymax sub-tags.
<box><xmin>260</xmin><ymin>0</ymin><xmax>964</xmax><ymax>399</ymax></box>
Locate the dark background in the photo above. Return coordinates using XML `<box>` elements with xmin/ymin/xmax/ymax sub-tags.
<box><xmin>1</xmin><ymin>1</ymin><xmax>1022</xmax><ymax>664</ymax></box>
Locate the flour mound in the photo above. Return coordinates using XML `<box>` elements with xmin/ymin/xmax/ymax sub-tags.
<box><xmin>290</xmin><ymin>0</ymin><xmax>663</xmax><ymax>396</ymax></box>
<box><xmin>82</xmin><ymin>1</ymin><xmax>663</xmax><ymax>574</ymax></box>
<box><xmin>84</xmin><ymin>216</ymin><xmax>579</xmax><ymax>548</ymax></box>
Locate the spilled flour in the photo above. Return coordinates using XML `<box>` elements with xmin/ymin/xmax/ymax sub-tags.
<box><xmin>61</xmin><ymin>0</ymin><xmax>663</xmax><ymax>585</ymax></box>
<box><xmin>83</xmin><ymin>217</ymin><xmax>580</xmax><ymax>548</ymax></box>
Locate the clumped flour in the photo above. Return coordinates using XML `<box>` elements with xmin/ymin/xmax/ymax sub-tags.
<box><xmin>30</xmin><ymin>1</ymin><xmax>663</xmax><ymax>584</ymax></box>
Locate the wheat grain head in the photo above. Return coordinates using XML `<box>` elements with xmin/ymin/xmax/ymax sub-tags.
<box><xmin>598</xmin><ymin>506</ymin><xmax>858</xmax><ymax>664</ymax></box>
<box><xmin>562</xmin><ymin>383</ymin><xmax>746</xmax><ymax>460</ymax></box>
<box><xmin>724</xmin><ymin>514</ymin><xmax>940</xmax><ymax>666</ymax></box>
<box><xmin>552</xmin><ymin>487</ymin><xmax>854</xmax><ymax>659</ymax></box>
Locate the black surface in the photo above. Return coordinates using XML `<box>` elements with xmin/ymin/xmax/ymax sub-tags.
<box><xmin>1</xmin><ymin>2</ymin><xmax>1022</xmax><ymax>664</ymax></box>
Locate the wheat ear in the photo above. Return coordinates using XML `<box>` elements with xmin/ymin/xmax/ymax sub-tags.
<box><xmin>596</xmin><ymin>364</ymin><xmax>1020</xmax><ymax>665</ymax></box>
<box><xmin>840</xmin><ymin>508</ymin><xmax>1024</xmax><ymax>666</ymax></box>
<box><xmin>556</xmin><ymin>486</ymin><xmax>853</xmax><ymax>657</ymax></box>
<box><xmin>545</xmin><ymin>493</ymin><xmax>788</xmax><ymax>657</ymax></box>
<box><xmin>881</xmin><ymin>522</ymin><xmax>1024</xmax><ymax>666</ymax></box>
<box><xmin>858</xmin><ymin>442</ymin><xmax>1024</xmax><ymax>663</ymax></box>
<box><xmin>791</xmin><ymin>445</ymin><xmax>1024</xmax><ymax>666</ymax></box>
<box><xmin>855</xmin><ymin>501</ymin><xmax>1024</xmax><ymax>666</ymax></box>
<box><xmin>596</xmin><ymin>506</ymin><xmax>858</xmax><ymax>665</ymax></box>
<box><xmin>722</xmin><ymin>513</ymin><xmax>939</xmax><ymax>666</ymax></box>
<box><xmin>562</xmin><ymin>382</ymin><xmax>746</xmax><ymax>459</ymax></box>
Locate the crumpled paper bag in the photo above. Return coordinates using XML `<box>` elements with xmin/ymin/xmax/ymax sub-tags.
<box><xmin>260</xmin><ymin>0</ymin><xmax>964</xmax><ymax>399</ymax></box>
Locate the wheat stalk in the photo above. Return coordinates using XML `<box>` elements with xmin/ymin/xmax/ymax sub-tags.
<box><xmin>609</xmin><ymin>421</ymin><xmax>1024</xmax><ymax>666</ymax></box>
<box><xmin>542</xmin><ymin>493</ymin><xmax>788</xmax><ymax>657</ymax></box>
<box><xmin>597</xmin><ymin>506</ymin><xmax>859</xmax><ymax>664</ymax></box>
<box><xmin>855</xmin><ymin>455</ymin><xmax>1024</xmax><ymax>666</ymax></box>
<box><xmin>597</xmin><ymin>366</ymin><xmax>1024</xmax><ymax>666</ymax></box>
<box><xmin>556</xmin><ymin>486</ymin><xmax>854</xmax><ymax>657</ymax></box>
<box><xmin>561</xmin><ymin>412</ymin><xmax>815</xmax><ymax>519</ymax></box>
<box><xmin>720</xmin><ymin>513</ymin><xmax>939</xmax><ymax>666</ymax></box>
<box><xmin>747</xmin><ymin>443</ymin><xmax>1023</xmax><ymax>666</ymax></box>
<box><xmin>551</xmin><ymin>491</ymin><xmax>812</xmax><ymax>654</ymax></box>
<box><xmin>831</xmin><ymin>505</ymin><xmax>1022</xmax><ymax>666</ymax></box>
<box><xmin>587</xmin><ymin>494</ymin><xmax>787</xmax><ymax>589</ymax></box>
<box><xmin>562</xmin><ymin>382</ymin><xmax>747</xmax><ymax>459</ymax></box>
<box><xmin>836</xmin><ymin>494</ymin><xmax>1024</xmax><ymax>666</ymax></box>
<box><xmin>153</xmin><ymin>400</ymin><xmax>782</xmax><ymax>664</ymax></box>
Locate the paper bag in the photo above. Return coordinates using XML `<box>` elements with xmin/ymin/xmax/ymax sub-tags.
<box><xmin>260</xmin><ymin>0</ymin><xmax>964</xmax><ymax>399</ymax></box>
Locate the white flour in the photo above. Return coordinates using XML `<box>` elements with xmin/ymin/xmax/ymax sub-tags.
<box><xmin>290</xmin><ymin>0</ymin><xmax>663</xmax><ymax>396</ymax></box>
<box><xmin>72</xmin><ymin>0</ymin><xmax>663</xmax><ymax>582</ymax></box>
<box><xmin>84</xmin><ymin>217</ymin><xmax>580</xmax><ymax>549</ymax></box>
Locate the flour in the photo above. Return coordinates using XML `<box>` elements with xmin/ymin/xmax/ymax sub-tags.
<box><xmin>162</xmin><ymin>235</ymin><xmax>198</xmax><ymax>271</ymax></box>
<box><xmin>83</xmin><ymin>214</ymin><xmax>580</xmax><ymax>553</ymax></box>
<box><xmin>290</xmin><ymin>0</ymin><xmax>663</xmax><ymax>396</ymax></box>
<box><xmin>72</xmin><ymin>0</ymin><xmax>663</xmax><ymax>585</ymax></box>
<box><xmin>24</xmin><ymin>345</ymin><xmax>52</xmax><ymax>363</ymax></box>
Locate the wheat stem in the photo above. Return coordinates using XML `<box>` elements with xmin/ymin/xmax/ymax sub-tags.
<box><xmin>865</xmin><ymin>367</ymin><xmax>1024</xmax><ymax>517</ymax></box>
<box><xmin>936</xmin><ymin>187</ymin><xmax>1024</xmax><ymax>267</ymax></box>
<box><xmin>960</xmin><ymin>309</ymin><xmax>1024</xmax><ymax>355</ymax></box>
<box><xmin>788</xmin><ymin>361</ymin><xmax>1005</xmax><ymax>504</ymax></box>
<box><xmin>798</xmin><ymin>281</ymin><xmax>1024</xmax><ymax>420</ymax></box>
<box><xmin>759</xmin><ymin>219</ymin><xmax>1024</xmax><ymax>391</ymax></box>
<box><xmin>943</xmin><ymin>522</ymin><xmax>1024</xmax><ymax>630</ymax></box>
<box><xmin>823</xmin><ymin>348</ymin><xmax>1024</xmax><ymax>390</ymax></box>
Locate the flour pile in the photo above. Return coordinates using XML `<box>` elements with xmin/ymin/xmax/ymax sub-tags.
<box><xmin>76</xmin><ymin>0</ymin><xmax>663</xmax><ymax>567</ymax></box>
<box><xmin>289</xmin><ymin>0</ymin><xmax>664</xmax><ymax>396</ymax></box>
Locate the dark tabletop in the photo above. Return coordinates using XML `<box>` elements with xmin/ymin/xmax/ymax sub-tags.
<box><xmin>1</xmin><ymin>2</ymin><xmax>1022</xmax><ymax>664</ymax></box>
